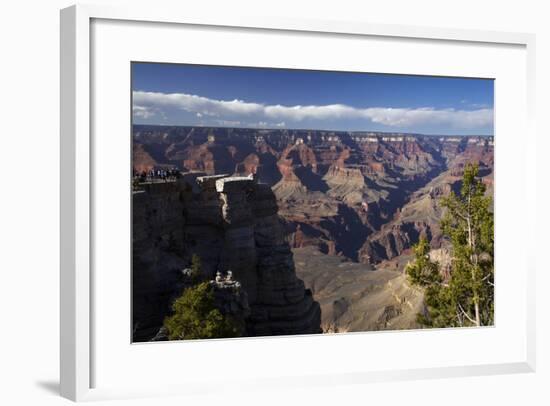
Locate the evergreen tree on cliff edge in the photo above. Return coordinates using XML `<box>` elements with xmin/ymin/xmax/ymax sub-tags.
<box><xmin>406</xmin><ymin>163</ymin><xmax>494</xmax><ymax>327</ymax></box>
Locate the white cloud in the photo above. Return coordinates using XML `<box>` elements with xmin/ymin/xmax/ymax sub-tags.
<box><xmin>364</xmin><ymin>107</ymin><xmax>493</xmax><ymax>129</ymax></box>
<box><xmin>133</xmin><ymin>91</ymin><xmax>263</xmax><ymax>118</ymax></box>
<box><xmin>133</xmin><ymin>91</ymin><xmax>493</xmax><ymax>130</ymax></box>
<box><xmin>132</xmin><ymin>105</ymin><xmax>156</xmax><ymax>119</ymax></box>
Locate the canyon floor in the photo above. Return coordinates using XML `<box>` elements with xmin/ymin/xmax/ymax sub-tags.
<box><xmin>293</xmin><ymin>246</ymin><xmax>424</xmax><ymax>333</ymax></box>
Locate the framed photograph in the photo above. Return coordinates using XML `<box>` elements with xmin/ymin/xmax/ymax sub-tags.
<box><xmin>60</xmin><ymin>4</ymin><xmax>536</xmax><ymax>401</ymax></box>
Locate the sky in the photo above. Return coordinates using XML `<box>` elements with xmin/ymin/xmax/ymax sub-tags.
<box><xmin>132</xmin><ymin>62</ymin><xmax>494</xmax><ymax>136</ymax></box>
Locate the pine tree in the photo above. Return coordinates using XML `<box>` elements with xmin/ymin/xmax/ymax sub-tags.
<box><xmin>163</xmin><ymin>282</ymin><xmax>242</xmax><ymax>340</ymax></box>
<box><xmin>406</xmin><ymin>163</ymin><xmax>494</xmax><ymax>327</ymax></box>
<box><xmin>406</xmin><ymin>237</ymin><xmax>441</xmax><ymax>287</ymax></box>
<box><xmin>405</xmin><ymin>237</ymin><xmax>456</xmax><ymax>327</ymax></box>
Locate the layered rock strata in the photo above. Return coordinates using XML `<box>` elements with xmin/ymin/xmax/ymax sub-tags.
<box><xmin>133</xmin><ymin>126</ymin><xmax>494</xmax><ymax>262</ymax></box>
<box><xmin>132</xmin><ymin>182</ymin><xmax>188</xmax><ymax>341</ymax></box>
<box><xmin>132</xmin><ymin>175</ymin><xmax>322</xmax><ymax>341</ymax></box>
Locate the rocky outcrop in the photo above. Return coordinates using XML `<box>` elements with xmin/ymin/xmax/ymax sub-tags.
<box><xmin>210</xmin><ymin>271</ymin><xmax>251</xmax><ymax>327</ymax></box>
<box><xmin>358</xmin><ymin>172</ymin><xmax>449</xmax><ymax>265</ymax></box>
<box><xmin>132</xmin><ymin>175</ymin><xmax>321</xmax><ymax>341</ymax></box>
<box><xmin>360</xmin><ymin>222</ymin><xmax>426</xmax><ymax>263</ymax></box>
<box><xmin>323</xmin><ymin>165</ymin><xmax>365</xmax><ymax>205</ymax></box>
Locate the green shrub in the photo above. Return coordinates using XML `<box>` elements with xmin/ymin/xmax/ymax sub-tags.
<box><xmin>163</xmin><ymin>282</ymin><xmax>242</xmax><ymax>340</ymax></box>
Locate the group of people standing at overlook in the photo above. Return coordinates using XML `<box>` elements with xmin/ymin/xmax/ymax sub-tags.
<box><xmin>133</xmin><ymin>168</ymin><xmax>181</xmax><ymax>183</ymax></box>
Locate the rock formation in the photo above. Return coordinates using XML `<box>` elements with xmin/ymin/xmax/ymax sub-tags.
<box><xmin>132</xmin><ymin>174</ymin><xmax>321</xmax><ymax>341</ymax></box>
<box><xmin>358</xmin><ymin>140</ymin><xmax>495</xmax><ymax>265</ymax></box>
<box><xmin>210</xmin><ymin>271</ymin><xmax>251</xmax><ymax>328</ymax></box>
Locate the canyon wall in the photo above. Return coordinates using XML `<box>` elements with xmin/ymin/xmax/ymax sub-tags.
<box><xmin>133</xmin><ymin>126</ymin><xmax>493</xmax><ymax>264</ymax></box>
<box><xmin>133</xmin><ymin>182</ymin><xmax>188</xmax><ymax>341</ymax></box>
<box><xmin>132</xmin><ymin>175</ymin><xmax>322</xmax><ymax>341</ymax></box>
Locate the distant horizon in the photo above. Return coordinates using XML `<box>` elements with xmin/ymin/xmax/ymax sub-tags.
<box><xmin>132</xmin><ymin>63</ymin><xmax>494</xmax><ymax>136</ymax></box>
<box><xmin>132</xmin><ymin>123</ymin><xmax>494</xmax><ymax>138</ymax></box>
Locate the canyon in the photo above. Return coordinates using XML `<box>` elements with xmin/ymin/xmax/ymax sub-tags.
<box><xmin>133</xmin><ymin>125</ymin><xmax>494</xmax><ymax>335</ymax></box>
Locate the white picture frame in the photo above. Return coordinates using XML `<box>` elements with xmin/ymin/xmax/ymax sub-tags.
<box><xmin>60</xmin><ymin>3</ymin><xmax>537</xmax><ymax>402</ymax></box>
